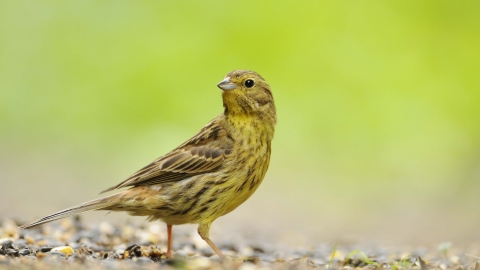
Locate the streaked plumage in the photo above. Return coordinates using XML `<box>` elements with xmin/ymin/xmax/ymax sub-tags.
<box><xmin>20</xmin><ymin>70</ymin><xmax>276</xmax><ymax>258</ymax></box>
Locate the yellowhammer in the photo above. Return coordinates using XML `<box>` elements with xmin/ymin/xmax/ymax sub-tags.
<box><xmin>20</xmin><ymin>70</ymin><xmax>277</xmax><ymax>258</ymax></box>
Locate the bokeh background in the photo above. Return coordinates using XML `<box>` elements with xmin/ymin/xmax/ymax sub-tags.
<box><xmin>1</xmin><ymin>1</ymin><xmax>480</xmax><ymax>248</ymax></box>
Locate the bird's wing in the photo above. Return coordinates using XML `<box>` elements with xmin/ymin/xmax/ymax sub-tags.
<box><xmin>100</xmin><ymin>115</ymin><xmax>233</xmax><ymax>193</ymax></box>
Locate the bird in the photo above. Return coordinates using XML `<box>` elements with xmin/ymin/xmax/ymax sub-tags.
<box><xmin>20</xmin><ymin>70</ymin><xmax>277</xmax><ymax>258</ymax></box>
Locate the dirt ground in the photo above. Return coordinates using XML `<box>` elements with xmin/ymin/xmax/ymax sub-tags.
<box><xmin>0</xmin><ymin>217</ymin><xmax>479</xmax><ymax>270</ymax></box>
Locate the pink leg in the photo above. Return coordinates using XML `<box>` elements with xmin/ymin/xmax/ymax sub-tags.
<box><xmin>166</xmin><ymin>224</ymin><xmax>173</xmax><ymax>259</ymax></box>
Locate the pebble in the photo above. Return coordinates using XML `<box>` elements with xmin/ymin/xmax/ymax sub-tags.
<box><xmin>99</xmin><ymin>221</ymin><xmax>116</xmax><ymax>235</ymax></box>
<box><xmin>19</xmin><ymin>248</ymin><xmax>31</xmax><ymax>256</ymax></box>
<box><xmin>238</xmin><ymin>262</ymin><xmax>257</xmax><ymax>270</ymax></box>
<box><xmin>115</xmin><ymin>249</ymin><xmax>125</xmax><ymax>258</ymax></box>
<box><xmin>133</xmin><ymin>256</ymin><xmax>154</xmax><ymax>264</ymax></box>
<box><xmin>46</xmin><ymin>251</ymin><xmax>68</xmax><ymax>258</ymax></box>
<box><xmin>51</xmin><ymin>246</ymin><xmax>75</xmax><ymax>256</ymax></box>
<box><xmin>239</xmin><ymin>246</ymin><xmax>255</xmax><ymax>257</ymax></box>
<box><xmin>24</xmin><ymin>235</ymin><xmax>35</xmax><ymax>245</ymax></box>
<box><xmin>13</xmin><ymin>239</ymin><xmax>27</xmax><ymax>248</ymax></box>
<box><xmin>188</xmin><ymin>256</ymin><xmax>211</xmax><ymax>268</ymax></box>
<box><xmin>0</xmin><ymin>239</ymin><xmax>12</xmax><ymax>248</ymax></box>
<box><xmin>39</xmin><ymin>246</ymin><xmax>53</xmax><ymax>253</ymax></box>
<box><xmin>175</xmin><ymin>250</ymin><xmax>188</xmax><ymax>258</ymax></box>
<box><xmin>5</xmin><ymin>248</ymin><xmax>18</xmax><ymax>256</ymax></box>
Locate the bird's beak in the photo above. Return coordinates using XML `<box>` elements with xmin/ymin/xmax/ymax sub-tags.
<box><xmin>217</xmin><ymin>77</ymin><xmax>236</xmax><ymax>91</ymax></box>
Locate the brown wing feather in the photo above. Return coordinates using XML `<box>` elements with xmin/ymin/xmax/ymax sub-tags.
<box><xmin>100</xmin><ymin>115</ymin><xmax>233</xmax><ymax>193</ymax></box>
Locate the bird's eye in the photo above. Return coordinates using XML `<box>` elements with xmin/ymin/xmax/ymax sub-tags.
<box><xmin>244</xmin><ymin>79</ymin><xmax>255</xmax><ymax>88</ymax></box>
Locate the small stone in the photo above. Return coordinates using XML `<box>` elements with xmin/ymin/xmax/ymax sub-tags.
<box><xmin>125</xmin><ymin>244</ymin><xmax>138</xmax><ymax>251</ymax></box>
<box><xmin>192</xmin><ymin>234</ymin><xmax>209</xmax><ymax>249</ymax></box>
<box><xmin>450</xmin><ymin>255</ymin><xmax>460</xmax><ymax>264</ymax></box>
<box><xmin>36</xmin><ymin>239</ymin><xmax>49</xmax><ymax>247</ymax></box>
<box><xmin>86</xmin><ymin>243</ymin><xmax>107</xmax><ymax>252</ymax></box>
<box><xmin>134</xmin><ymin>256</ymin><xmax>154</xmax><ymax>264</ymax></box>
<box><xmin>2</xmin><ymin>220</ymin><xmax>18</xmax><ymax>238</ymax></box>
<box><xmin>60</xmin><ymin>219</ymin><xmax>74</xmax><ymax>229</ymax></box>
<box><xmin>67</xmin><ymin>242</ymin><xmax>81</xmax><ymax>249</ymax></box>
<box><xmin>121</xmin><ymin>225</ymin><xmax>135</xmax><ymax>241</ymax></box>
<box><xmin>50</xmin><ymin>246</ymin><xmax>74</xmax><ymax>257</ymax></box>
<box><xmin>148</xmin><ymin>223</ymin><xmax>162</xmax><ymax>235</ymax></box>
<box><xmin>13</xmin><ymin>239</ymin><xmax>27</xmax><ymax>248</ymax></box>
<box><xmin>150</xmin><ymin>247</ymin><xmax>163</xmax><ymax>258</ymax></box>
<box><xmin>238</xmin><ymin>262</ymin><xmax>258</xmax><ymax>270</ymax></box>
<box><xmin>257</xmin><ymin>253</ymin><xmax>275</xmax><ymax>263</ymax></box>
<box><xmin>5</xmin><ymin>248</ymin><xmax>18</xmax><ymax>257</ymax></box>
<box><xmin>25</xmin><ymin>235</ymin><xmax>35</xmax><ymax>245</ymax></box>
<box><xmin>99</xmin><ymin>221</ymin><xmax>115</xmax><ymax>235</ymax></box>
<box><xmin>239</xmin><ymin>246</ymin><xmax>255</xmax><ymax>257</ymax></box>
<box><xmin>0</xmin><ymin>239</ymin><xmax>12</xmax><ymax>249</ymax></box>
<box><xmin>19</xmin><ymin>248</ymin><xmax>31</xmax><ymax>256</ymax></box>
<box><xmin>251</xmin><ymin>245</ymin><xmax>266</xmax><ymax>254</ymax></box>
<box><xmin>67</xmin><ymin>254</ymin><xmax>84</xmax><ymax>263</ymax></box>
<box><xmin>188</xmin><ymin>257</ymin><xmax>211</xmax><ymax>268</ymax></box>
<box><xmin>39</xmin><ymin>246</ymin><xmax>53</xmax><ymax>253</ymax></box>
<box><xmin>43</xmin><ymin>252</ymin><xmax>66</xmax><ymax>261</ymax></box>
<box><xmin>115</xmin><ymin>249</ymin><xmax>125</xmax><ymax>258</ymax></box>
<box><xmin>181</xmin><ymin>243</ymin><xmax>195</xmax><ymax>254</ymax></box>
<box><xmin>48</xmin><ymin>251</ymin><xmax>67</xmax><ymax>257</ymax></box>
<box><xmin>175</xmin><ymin>250</ymin><xmax>188</xmax><ymax>258</ymax></box>
<box><xmin>198</xmin><ymin>246</ymin><xmax>215</xmax><ymax>257</ymax></box>
<box><xmin>137</xmin><ymin>231</ymin><xmax>156</xmax><ymax>245</ymax></box>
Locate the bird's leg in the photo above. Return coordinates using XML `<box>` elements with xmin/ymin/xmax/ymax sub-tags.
<box><xmin>166</xmin><ymin>224</ymin><xmax>173</xmax><ymax>259</ymax></box>
<box><xmin>198</xmin><ymin>222</ymin><xmax>224</xmax><ymax>257</ymax></box>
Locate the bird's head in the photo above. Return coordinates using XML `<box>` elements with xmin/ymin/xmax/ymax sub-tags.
<box><xmin>217</xmin><ymin>70</ymin><xmax>276</xmax><ymax>122</ymax></box>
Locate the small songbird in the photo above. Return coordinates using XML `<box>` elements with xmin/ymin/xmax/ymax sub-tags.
<box><xmin>20</xmin><ymin>70</ymin><xmax>277</xmax><ymax>258</ymax></box>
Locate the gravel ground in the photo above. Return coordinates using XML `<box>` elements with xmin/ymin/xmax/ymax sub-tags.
<box><xmin>0</xmin><ymin>217</ymin><xmax>479</xmax><ymax>269</ymax></box>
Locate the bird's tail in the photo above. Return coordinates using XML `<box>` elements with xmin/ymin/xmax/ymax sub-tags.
<box><xmin>19</xmin><ymin>193</ymin><xmax>123</xmax><ymax>229</ymax></box>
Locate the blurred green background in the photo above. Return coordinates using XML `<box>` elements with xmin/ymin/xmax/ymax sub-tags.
<box><xmin>1</xmin><ymin>1</ymin><xmax>480</xmax><ymax>247</ymax></box>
